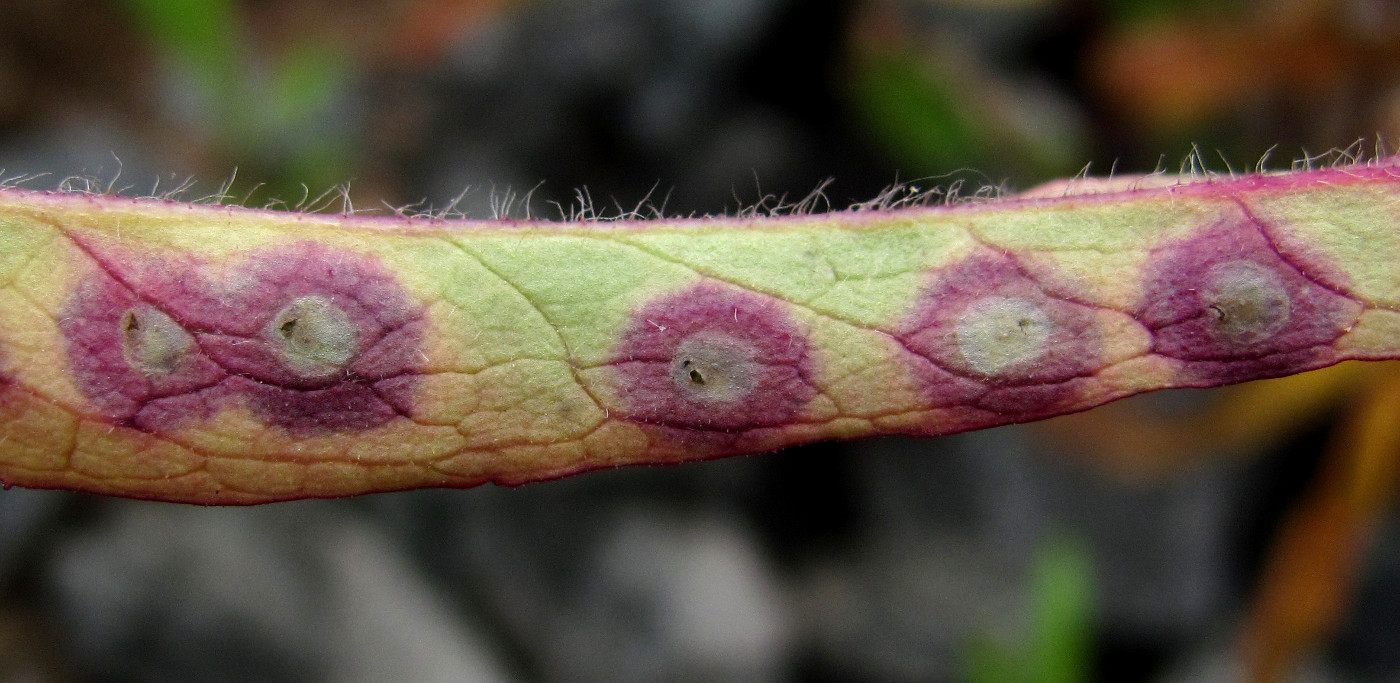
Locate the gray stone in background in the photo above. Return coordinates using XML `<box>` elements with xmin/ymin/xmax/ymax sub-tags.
<box><xmin>364</xmin><ymin>457</ymin><xmax>794</xmax><ymax>683</ymax></box>
<box><xmin>319</xmin><ymin>522</ymin><xmax>514</xmax><ymax>683</ymax></box>
<box><xmin>543</xmin><ymin>509</ymin><xmax>792</xmax><ymax>682</ymax></box>
<box><xmin>794</xmin><ymin>419</ymin><xmax>1237</xmax><ymax>680</ymax></box>
<box><xmin>43</xmin><ymin>502</ymin><xmax>512</xmax><ymax>683</ymax></box>
<box><xmin>47</xmin><ymin>504</ymin><xmax>327</xmax><ymax>682</ymax></box>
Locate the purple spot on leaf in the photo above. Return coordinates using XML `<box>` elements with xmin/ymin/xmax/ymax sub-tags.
<box><xmin>610</xmin><ymin>282</ymin><xmax>817</xmax><ymax>431</ymax></box>
<box><xmin>899</xmin><ymin>251</ymin><xmax>1104</xmax><ymax>416</ymax></box>
<box><xmin>1140</xmin><ymin>215</ymin><xmax>1362</xmax><ymax>383</ymax></box>
<box><xmin>60</xmin><ymin>273</ymin><xmax>227</xmax><ymax>429</ymax></box>
<box><xmin>225</xmin><ymin>376</ymin><xmax>401</xmax><ymax>434</ymax></box>
<box><xmin>61</xmin><ymin>243</ymin><xmax>427</xmax><ymax>434</ymax></box>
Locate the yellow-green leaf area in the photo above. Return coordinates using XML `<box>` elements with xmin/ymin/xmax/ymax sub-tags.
<box><xmin>0</xmin><ymin>216</ymin><xmax>56</xmax><ymax>287</ymax></box>
<box><xmin>386</xmin><ymin>238</ymin><xmax>568</xmax><ymax>370</ymax></box>
<box><xmin>456</xmin><ymin>359</ymin><xmax>606</xmax><ymax>448</ymax></box>
<box><xmin>1245</xmin><ymin>184</ymin><xmax>1400</xmax><ymax>308</ymax></box>
<box><xmin>1339</xmin><ymin>309</ymin><xmax>1400</xmax><ymax>355</ymax></box>
<box><xmin>458</xmin><ymin>234</ymin><xmax>697</xmax><ymax>366</ymax></box>
<box><xmin>621</xmin><ymin>218</ymin><xmax>972</xmax><ymax>326</ymax></box>
<box><xmin>804</xmin><ymin>315</ymin><xmax>927</xmax><ymax>417</ymax></box>
<box><xmin>1023</xmin><ymin>249</ymin><xmax>1149</xmax><ymax>311</ymax></box>
<box><xmin>964</xmin><ymin>196</ymin><xmax>1224</xmax><ymax>252</ymax></box>
<box><xmin>95</xmin><ymin>211</ymin><xmax>299</xmax><ymax>254</ymax></box>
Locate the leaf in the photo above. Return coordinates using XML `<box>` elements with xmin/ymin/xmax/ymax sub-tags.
<box><xmin>0</xmin><ymin>159</ymin><xmax>1397</xmax><ymax>502</ymax></box>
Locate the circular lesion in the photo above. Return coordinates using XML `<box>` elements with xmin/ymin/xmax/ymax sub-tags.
<box><xmin>119</xmin><ymin>306</ymin><xmax>196</xmax><ymax>377</ymax></box>
<box><xmin>953</xmin><ymin>296</ymin><xmax>1053</xmax><ymax>378</ymax></box>
<box><xmin>609</xmin><ymin>282</ymin><xmax>818</xmax><ymax>432</ymax></box>
<box><xmin>1202</xmin><ymin>260</ymin><xmax>1291</xmax><ymax>345</ymax></box>
<box><xmin>266</xmin><ymin>295</ymin><xmax>358</xmax><ymax>380</ymax></box>
<box><xmin>668</xmin><ymin>333</ymin><xmax>762</xmax><ymax>409</ymax></box>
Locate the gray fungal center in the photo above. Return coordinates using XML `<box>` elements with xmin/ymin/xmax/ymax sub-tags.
<box><xmin>268</xmin><ymin>295</ymin><xmax>358</xmax><ymax>379</ymax></box>
<box><xmin>1202</xmin><ymin>260</ymin><xmax>1291</xmax><ymax>344</ymax></box>
<box><xmin>954</xmin><ymin>296</ymin><xmax>1053</xmax><ymax>377</ymax></box>
<box><xmin>670</xmin><ymin>333</ymin><xmax>760</xmax><ymax>407</ymax></box>
<box><xmin>120</xmin><ymin>306</ymin><xmax>196</xmax><ymax>376</ymax></box>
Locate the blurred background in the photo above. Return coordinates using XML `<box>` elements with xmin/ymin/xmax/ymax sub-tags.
<box><xmin>2</xmin><ymin>0</ymin><xmax>1400</xmax><ymax>681</ymax></box>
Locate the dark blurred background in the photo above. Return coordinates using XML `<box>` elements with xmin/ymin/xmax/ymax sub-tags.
<box><xmin>2</xmin><ymin>0</ymin><xmax>1400</xmax><ymax>681</ymax></box>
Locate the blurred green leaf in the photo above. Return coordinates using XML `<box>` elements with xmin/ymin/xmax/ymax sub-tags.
<box><xmin>848</xmin><ymin>46</ymin><xmax>1082</xmax><ymax>182</ymax></box>
<box><xmin>1030</xmin><ymin>536</ymin><xmax>1095</xmax><ymax>683</ymax></box>
<box><xmin>121</xmin><ymin>0</ymin><xmax>241</xmax><ymax>97</ymax></box>
<box><xmin>120</xmin><ymin>0</ymin><xmax>356</xmax><ymax>202</ymax></box>
<box><xmin>1107</xmin><ymin>0</ymin><xmax>1247</xmax><ymax>22</ymax></box>
<box><xmin>848</xmin><ymin>50</ymin><xmax>987</xmax><ymax>176</ymax></box>
<box><xmin>269</xmin><ymin>42</ymin><xmax>350</xmax><ymax>130</ymax></box>
<box><xmin>962</xmin><ymin>536</ymin><xmax>1096</xmax><ymax>683</ymax></box>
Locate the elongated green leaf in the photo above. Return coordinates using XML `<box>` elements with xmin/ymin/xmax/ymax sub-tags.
<box><xmin>0</xmin><ymin>161</ymin><xmax>1397</xmax><ymax>502</ymax></box>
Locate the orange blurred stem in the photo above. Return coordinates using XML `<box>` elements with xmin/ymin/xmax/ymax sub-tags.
<box><xmin>1240</xmin><ymin>364</ymin><xmax>1400</xmax><ymax>681</ymax></box>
